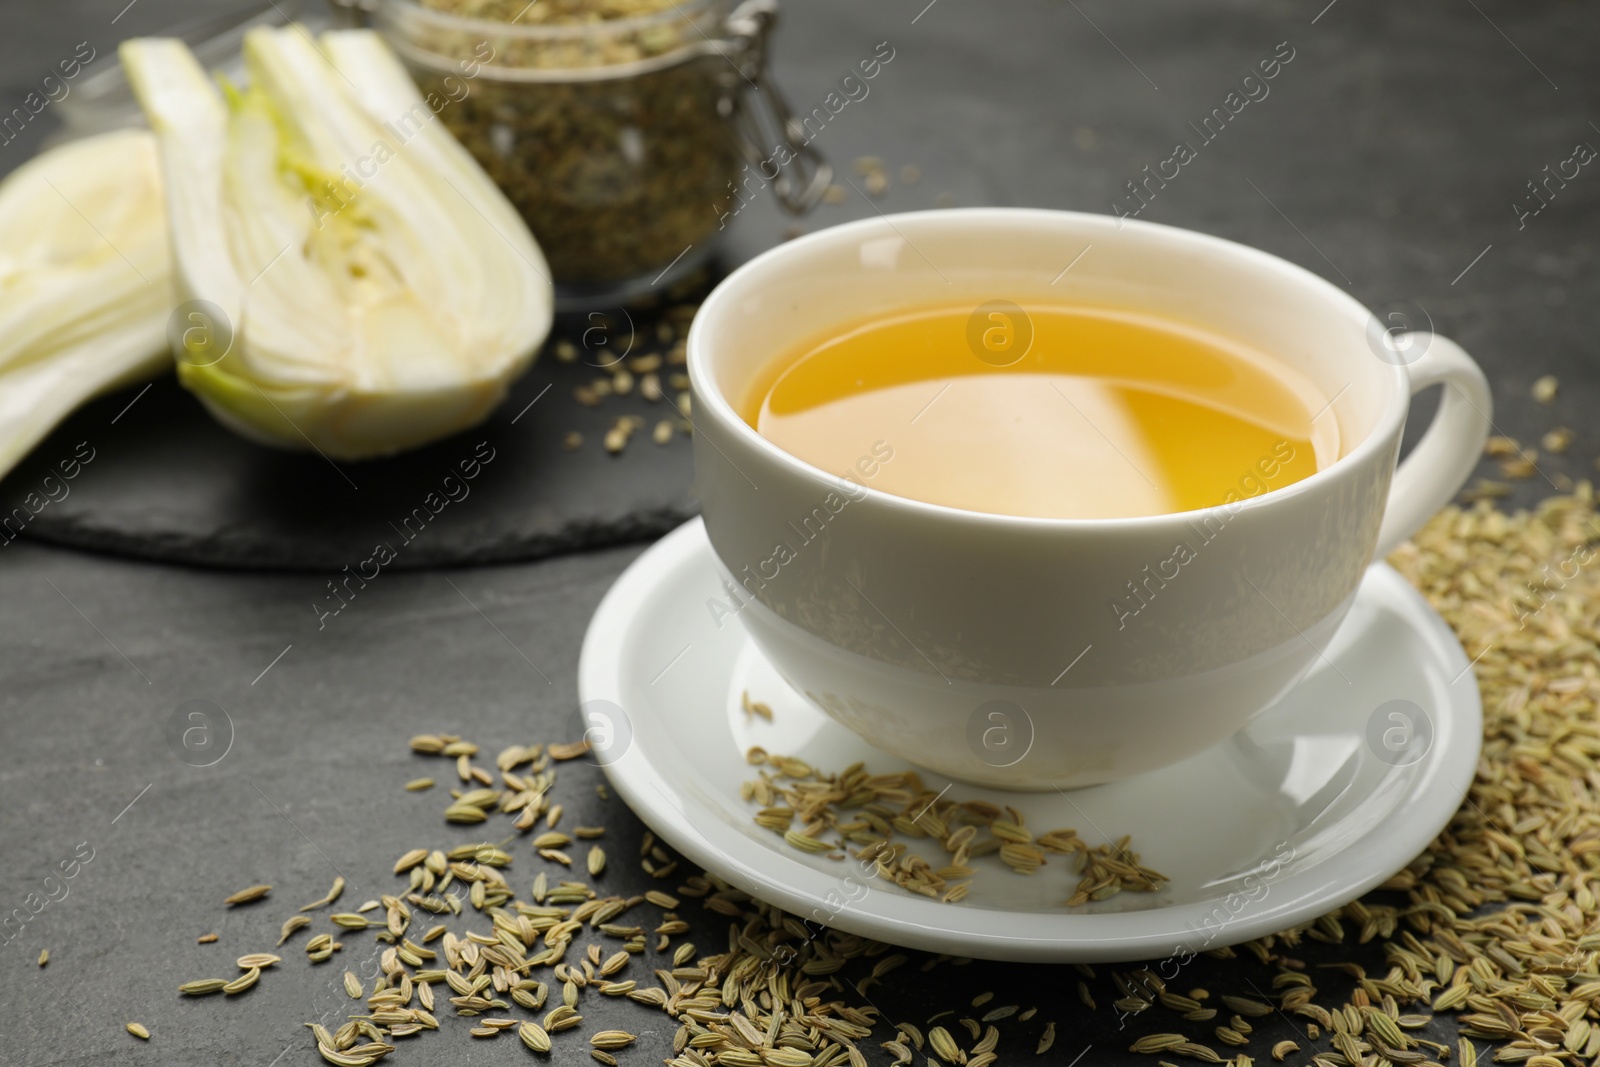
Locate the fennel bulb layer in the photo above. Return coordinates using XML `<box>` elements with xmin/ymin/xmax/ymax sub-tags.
<box><xmin>122</xmin><ymin>28</ymin><xmax>554</xmax><ymax>460</ymax></box>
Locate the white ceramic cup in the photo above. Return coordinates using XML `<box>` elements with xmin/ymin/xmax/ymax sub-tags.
<box><xmin>688</xmin><ymin>208</ymin><xmax>1491</xmax><ymax>790</ymax></box>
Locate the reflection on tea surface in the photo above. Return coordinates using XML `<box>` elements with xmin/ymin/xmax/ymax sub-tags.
<box><xmin>748</xmin><ymin>302</ymin><xmax>1335</xmax><ymax>519</ymax></box>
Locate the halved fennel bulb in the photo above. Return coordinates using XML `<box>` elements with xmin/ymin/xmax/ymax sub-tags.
<box><xmin>121</xmin><ymin>27</ymin><xmax>553</xmax><ymax>460</ymax></box>
<box><xmin>0</xmin><ymin>129</ymin><xmax>173</xmax><ymax>482</ymax></box>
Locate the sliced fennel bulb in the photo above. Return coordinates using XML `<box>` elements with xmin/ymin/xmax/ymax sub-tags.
<box><xmin>121</xmin><ymin>28</ymin><xmax>553</xmax><ymax>460</ymax></box>
<box><xmin>0</xmin><ymin>129</ymin><xmax>173</xmax><ymax>482</ymax></box>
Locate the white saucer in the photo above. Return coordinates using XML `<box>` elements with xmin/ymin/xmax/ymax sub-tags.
<box><xmin>578</xmin><ymin>519</ymin><xmax>1481</xmax><ymax>963</ymax></box>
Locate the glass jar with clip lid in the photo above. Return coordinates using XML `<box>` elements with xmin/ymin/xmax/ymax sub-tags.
<box><xmin>334</xmin><ymin>0</ymin><xmax>830</xmax><ymax>309</ymax></box>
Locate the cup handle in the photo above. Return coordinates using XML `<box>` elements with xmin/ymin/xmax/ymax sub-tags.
<box><xmin>1371</xmin><ymin>333</ymin><xmax>1493</xmax><ymax>561</ymax></box>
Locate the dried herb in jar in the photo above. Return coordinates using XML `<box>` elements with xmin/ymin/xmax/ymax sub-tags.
<box><xmin>394</xmin><ymin>0</ymin><xmax>741</xmax><ymax>287</ymax></box>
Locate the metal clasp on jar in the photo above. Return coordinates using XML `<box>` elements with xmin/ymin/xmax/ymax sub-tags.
<box><xmin>709</xmin><ymin>0</ymin><xmax>832</xmax><ymax>215</ymax></box>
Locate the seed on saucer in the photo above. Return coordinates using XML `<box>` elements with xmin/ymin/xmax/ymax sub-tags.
<box><xmin>126</xmin><ymin>1022</ymin><xmax>150</xmax><ymax>1040</ymax></box>
<box><xmin>740</xmin><ymin>691</ymin><xmax>774</xmax><ymax>721</ymax></box>
<box><xmin>998</xmin><ymin>843</ymin><xmax>1045</xmax><ymax>872</ymax></box>
<box><xmin>404</xmin><ymin>778</ymin><xmax>435</xmax><ymax>792</ymax></box>
<box><xmin>1532</xmin><ymin>374</ymin><xmax>1558</xmax><ymax>403</ymax></box>
<box><xmin>782</xmin><ymin>830</ymin><xmax>831</xmax><ymax>854</ymax></box>
<box><xmin>1037</xmin><ymin>1022</ymin><xmax>1057</xmax><ymax>1055</ymax></box>
<box><xmin>773</xmin><ymin>756</ymin><xmax>811</xmax><ymax>778</ymax></box>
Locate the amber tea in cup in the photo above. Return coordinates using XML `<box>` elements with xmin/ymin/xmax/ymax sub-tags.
<box><xmin>744</xmin><ymin>301</ymin><xmax>1337</xmax><ymax>520</ymax></box>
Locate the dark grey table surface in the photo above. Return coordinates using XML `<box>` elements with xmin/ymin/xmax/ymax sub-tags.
<box><xmin>2</xmin><ymin>1</ymin><xmax>1597</xmax><ymax>1065</ymax></box>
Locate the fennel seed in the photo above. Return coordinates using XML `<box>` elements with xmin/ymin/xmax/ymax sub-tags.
<box><xmin>236</xmin><ymin>953</ymin><xmax>280</xmax><ymax>969</ymax></box>
<box><xmin>223</xmin><ymin>884</ymin><xmax>271</xmax><ymax>906</ymax></box>
<box><xmin>277</xmin><ymin>915</ymin><xmax>311</xmax><ymax>945</ymax></box>
<box><xmin>591</xmin><ymin>1030</ymin><xmax>637</xmax><ymax>1049</ymax></box>
<box><xmin>299</xmin><ymin>876</ymin><xmax>345</xmax><ymax>912</ymax></box>
<box><xmin>179</xmin><ymin>979</ymin><xmax>228</xmax><ymax>996</ymax></box>
<box><xmin>222</xmin><ymin>967</ymin><xmax>260</xmax><ymax>995</ymax></box>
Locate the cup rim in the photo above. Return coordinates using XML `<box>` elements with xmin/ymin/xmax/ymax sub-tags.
<box><xmin>687</xmin><ymin>207</ymin><xmax>1409</xmax><ymax>531</ymax></box>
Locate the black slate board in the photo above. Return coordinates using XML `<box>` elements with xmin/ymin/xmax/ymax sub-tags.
<box><xmin>0</xmin><ymin>301</ymin><xmax>704</xmax><ymax>571</ymax></box>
